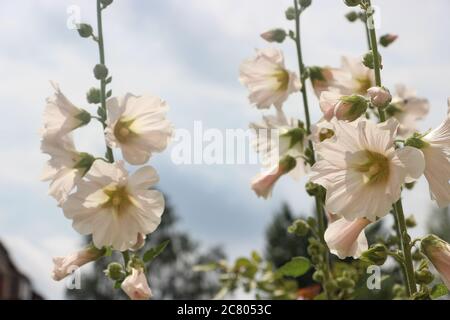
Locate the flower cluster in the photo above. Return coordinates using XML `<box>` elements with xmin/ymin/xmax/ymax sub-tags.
<box><xmin>41</xmin><ymin>0</ymin><xmax>172</xmax><ymax>300</ymax></box>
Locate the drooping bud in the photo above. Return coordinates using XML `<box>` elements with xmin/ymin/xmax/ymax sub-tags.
<box><xmin>335</xmin><ymin>94</ymin><xmax>368</xmax><ymax>121</ymax></box>
<box><xmin>379</xmin><ymin>34</ymin><xmax>398</xmax><ymax>47</ymax></box>
<box><xmin>285</xmin><ymin>7</ymin><xmax>296</xmax><ymax>20</ymax></box>
<box><xmin>86</xmin><ymin>87</ymin><xmax>101</xmax><ymax>104</ymax></box>
<box><xmin>77</xmin><ymin>23</ymin><xmax>93</xmax><ymax>38</ymax></box>
<box><xmin>93</xmin><ymin>64</ymin><xmax>109</xmax><ymax>80</ymax></box>
<box><xmin>360</xmin><ymin>244</ymin><xmax>388</xmax><ymax>266</ymax></box>
<box><xmin>420</xmin><ymin>235</ymin><xmax>450</xmax><ymax>289</ymax></box>
<box><xmin>288</xmin><ymin>219</ymin><xmax>310</xmax><ymax>237</ymax></box>
<box><xmin>105</xmin><ymin>262</ymin><xmax>125</xmax><ymax>281</ymax></box>
<box><xmin>367</xmin><ymin>86</ymin><xmax>392</xmax><ymax>109</ymax></box>
<box><xmin>362</xmin><ymin>51</ymin><xmax>382</xmax><ymax>70</ymax></box>
<box><xmin>260</xmin><ymin>29</ymin><xmax>287</xmax><ymax>43</ymax></box>
<box><xmin>343</xmin><ymin>0</ymin><xmax>361</xmax><ymax>7</ymax></box>
<box><xmin>345</xmin><ymin>11</ymin><xmax>359</xmax><ymax>22</ymax></box>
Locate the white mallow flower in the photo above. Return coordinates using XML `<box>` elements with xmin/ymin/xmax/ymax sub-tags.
<box><xmin>105</xmin><ymin>93</ymin><xmax>173</xmax><ymax>165</ymax></box>
<box><xmin>319</xmin><ymin>91</ymin><xmax>368</xmax><ymax>122</ymax></box>
<box><xmin>41</xmin><ymin>135</ymin><xmax>94</xmax><ymax>205</ymax></box>
<box><xmin>42</xmin><ymin>82</ymin><xmax>91</xmax><ymax>137</ymax></box>
<box><xmin>309</xmin><ymin>66</ymin><xmax>350</xmax><ymax>98</ymax></box>
<box><xmin>421</xmin><ymin>235</ymin><xmax>450</xmax><ymax>289</ymax></box>
<box><xmin>408</xmin><ymin>100</ymin><xmax>450</xmax><ymax>208</ymax></box>
<box><xmin>52</xmin><ymin>245</ymin><xmax>104</xmax><ymax>281</ymax></box>
<box><xmin>121</xmin><ymin>268</ymin><xmax>153</xmax><ymax>300</ymax></box>
<box><xmin>250</xmin><ymin>110</ymin><xmax>309</xmax><ymax>198</ymax></box>
<box><xmin>338</xmin><ymin>56</ymin><xmax>375</xmax><ymax>95</ymax></box>
<box><xmin>310</xmin><ymin>118</ymin><xmax>425</xmax><ymax>221</ymax></box>
<box><xmin>310</xmin><ymin>119</ymin><xmax>335</xmax><ymax>145</ymax></box>
<box><xmin>239</xmin><ymin>48</ymin><xmax>301</xmax><ymax>109</ymax></box>
<box><xmin>386</xmin><ymin>85</ymin><xmax>430</xmax><ymax>138</ymax></box>
<box><xmin>62</xmin><ymin>160</ymin><xmax>164</xmax><ymax>251</ymax></box>
<box><xmin>324</xmin><ymin>216</ymin><xmax>371</xmax><ymax>259</ymax></box>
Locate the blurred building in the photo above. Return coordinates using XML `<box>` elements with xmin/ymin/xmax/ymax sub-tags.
<box><xmin>0</xmin><ymin>242</ymin><xmax>43</xmax><ymax>300</ymax></box>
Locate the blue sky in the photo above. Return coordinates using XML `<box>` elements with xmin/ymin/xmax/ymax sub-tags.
<box><xmin>0</xmin><ymin>0</ymin><xmax>449</xmax><ymax>299</ymax></box>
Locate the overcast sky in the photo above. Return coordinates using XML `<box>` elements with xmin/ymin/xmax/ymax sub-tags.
<box><xmin>0</xmin><ymin>0</ymin><xmax>449</xmax><ymax>299</ymax></box>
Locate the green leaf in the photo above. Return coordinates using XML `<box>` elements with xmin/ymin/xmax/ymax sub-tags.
<box><xmin>143</xmin><ymin>240</ymin><xmax>170</xmax><ymax>263</ymax></box>
<box><xmin>276</xmin><ymin>257</ymin><xmax>311</xmax><ymax>278</ymax></box>
<box><xmin>431</xmin><ymin>283</ymin><xmax>448</xmax><ymax>299</ymax></box>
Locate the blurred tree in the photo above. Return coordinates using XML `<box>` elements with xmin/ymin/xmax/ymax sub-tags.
<box><xmin>66</xmin><ymin>197</ymin><xmax>225</xmax><ymax>300</ymax></box>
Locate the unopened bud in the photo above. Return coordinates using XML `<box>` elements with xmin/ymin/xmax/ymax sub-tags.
<box><xmin>105</xmin><ymin>262</ymin><xmax>125</xmax><ymax>281</ymax></box>
<box><xmin>288</xmin><ymin>219</ymin><xmax>310</xmax><ymax>237</ymax></box>
<box><xmin>86</xmin><ymin>87</ymin><xmax>101</xmax><ymax>104</ymax></box>
<box><xmin>260</xmin><ymin>29</ymin><xmax>287</xmax><ymax>43</ymax></box>
<box><xmin>379</xmin><ymin>34</ymin><xmax>398</xmax><ymax>47</ymax></box>
<box><xmin>93</xmin><ymin>64</ymin><xmax>109</xmax><ymax>80</ymax></box>
<box><xmin>77</xmin><ymin>23</ymin><xmax>93</xmax><ymax>38</ymax></box>
<box><xmin>100</xmin><ymin>0</ymin><xmax>113</xmax><ymax>7</ymax></box>
<box><xmin>362</xmin><ymin>51</ymin><xmax>382</xmax><ymax>70</ymax></box>
<box><xmin>360</xmin><ymin>244</ymin><xmax>388</xmax><ymax>266</ymax></box>
<box><xmin>285</xmin><ymin>7</ymin><xmax>296</xmax><ymax>20</ymax></box>
<box><xmin>299</xmin><ymin>0</ymin><xmax>312</xmax><ymax>8</ymax></box>
<box><xmin>415</xmin><ymin>269</ymin><xmax>434</xmax><ymax>285</ymax></box>
<box><xmin>312</xmin><ymin>270</ymin><xmax>325</xmax><ymax>283</ymax></box>
<box><xmin>405</xmin><ymin>215</ymin><xmax>417</xmax><ymax>228</ymax></box>
<box><xmin>344</xmin><ymin>0</ymin><xmax>361</xmax><ymax>7</ymax></box>
<box><xmin>345</xmin><ymin>11</ymin><xmax>359</xmax><ymax>22</ymax></box>
<box><xmin>335</xmin><ymin>94</ymin><xmax>368</xmax><ymax>121</ymax></box>
<box><xmin>367</xmin><ymin>86</ymin><xmax>392</xmax><ymax>109</ymax></box>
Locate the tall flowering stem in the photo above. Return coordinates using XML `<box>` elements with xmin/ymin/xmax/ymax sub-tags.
<box><xmin>292</xmin><ymin>0</ymin><xmax>330</xmax><ymax>292</ymax></box>
<box><xmin>363</xmin><ymin>0</ymin><xmax>417</xmax><ymax>295</ymax></box>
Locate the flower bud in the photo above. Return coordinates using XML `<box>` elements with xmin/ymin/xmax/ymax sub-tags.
<box><xmin>312</xmin><ymin>270</ymin><xmax>325</xmax><ymax>282</ymax></box>
<box><xmin>285</xmin><ymin>7</ymin><xmax>296</xmax><ymax>20</ymax></box>
<box><xmin>93</xmin><ymin>64</ymin><xmax>109</xmax><ymax>80</ymax></box>
<box><xmin>420</xmin><ymin>234</ymin><xmax>450</xmax><ymax>289</ymax></box>
<box><xmin>86</xmin><ymin>87</ymin><xmax>101</xmax><ymax>104</ymax></box>
<box><xmin>415</xmin><ymin>269</ymin><xmax>434</xmax><ymax>285</ymax></box>
<box><xmin>105</xmin><ymin>262</ymin><xmax>125</xmax><ymax>281</ymax></box>
<box><xmin>367</xmin><ymin>86</ymin><xmax>392</xmax><ymax>109</ymax></box>
<box><xmin>345</xmin><ymin>11</ymin><xmax>359</xmax><ymax>22</ymax></box>
<box><xmin>299</xmin><ymin>0</ymin><xmax>312</xmax><ymax>8</ymax></box>
<box><xmin>77</xmin><ymin>23</ymin><xmax>93</xmax><ymax>38</ymax></box>
<box><xmin>260</xmin><ymin>29</ymin><xmax>287</xmax><ymax>43</ymax></box>
<box><xmin>379</xmin><ymin>34</ymin><xmax>398</xmax><ymax>47</ymax></box>
<box><xmin>362</xmin><ymin>51</ymin><xmax>382</xmax><ymax>70</ymax></box>
<box><xmin>360</xmin><ymin>244</ymin><xmax>388</xmax><ymax>266</ymax></box>
<box><xmin>405</xmin><ymin>215</ymin><xmax>417</xmax><ymax>228</ymax></box>
<box><xmin>335</xmin><ymin>95</ymin><xmax>368</xmax><ymax>121</ymax></box>
<box><xmin>288</xmin><ymin>219</ymin><xmax>310</xmax><ymax>237</ymax></box>
<box><xmin>344</xmin><ymin>0</ymin><xmax>361</xmax><ymax>7</ymax></box>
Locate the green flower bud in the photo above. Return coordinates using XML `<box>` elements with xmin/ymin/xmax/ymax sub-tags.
<box><xmin>405</xmin><ymin>133</ymin><xmax>430</xmax><ymax>149</ymax></box>
<box><xmin>336</xmin><ymin>94</ymin><xmax>368</xmax><ymax>121</ymax></box>
<box><xmin>336</xmin><ymin>277</ymin><xmax>355</xmax><ymax>289</ymax></box>
<box><xmin>93</xmin><ymin>64</ymin><xmax>109</xmax><ymax>80</ymax></box>
<box><xmin>77</xmin><ymin>23</ymin><xmax>93</xmax><ymax>38</ymax></box>
<box><xmin>362</xmin><ymin>51</ymin><xmax>382</xmax><ymax>69</ymax></box>
<box><xmin>288</xmin><ymin>219</ymin><xmax>310</xmax><ymax>237</ymax></box>
<box><xmin>345</xmin><ymin>11</ymin><xmax>359</xmax><ymax>22</ymax></box>
<box><xmin>86</xmin><ymin>87</ymin><xmax>101</xmax><ymax>104</ymax></box>
<box><xmin>360</xmin><ymin>244</ymin><xmax>388</xmax><ymax>266</ymax></box>
<box><xmin>344</xmin><ymin>0</ymin><xmax>361</xmax><ymax>7</ymax></box>
<box><xmin>260</xmin><ymin>29</ymin><xmax>287</xmax><ymax>43</ymax></box>
<box><xmin>379</xmin><ymin>34</ymin><xmax>398</xmax><ymax>47</ymax></box>
<box><xmin>415</xmin><ymin>269</ymin><xmax>434</xmax><ymax>285</ymax></box>
<box><xmin>312</xmin><ymin>270</ymin><xmax>325</xmax><ymax>283</ymax></box>
<box><xmin>105</xmin><ymin>262</ymin><xmax>125</xmax><ymax>281</ymax></box>
<box><xmin>285</xmin><ymin>7</ymin><xmax>296</xmax><ymax>20</ymax></box>
<box><xmin>299</xmin><ymin>0</ymin><xmax>312</xmax><ymax>8</ymax></box>
<box><xmin>405</xmin><ymin>215</ymin><xmax>417</xmax><ymax>228</ymax></box>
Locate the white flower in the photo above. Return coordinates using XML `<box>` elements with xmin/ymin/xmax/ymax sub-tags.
<box><xmin>310</xmin><ymin>119</ymin><xmax>335</xmax><ymax>145</ymax></box>
<box><xmin>42</xmin><ymin>82</ymin><xmax>91</xmax><ymax>137</ymax></box>
<box><xmin>310</xmin><ymin>66</ymin><xmax>351</xmax><ymax>98</ymax></box>
<box><xmin>62</xmin><ymin>160</ymin><xmax>164</xmax><ymax>251</ymax></box>
<box><xmin>419</xmin><ymin>100</ymin><xmax>450</xmax><ymax>208</ymax></box>
<box><xmin>105</xmin><ymin>93</ymin><xmax>173</xmax><ymax>165</ymax></box>
<box><xmin>310</xmin><ymin>118</ymin><xmax>425</xmax><ymax>221</ymax></box>
<box><xmin>41</xmin><ymin>135</ymin><xmax>94</xmax><ymax>205</ymax></box>
<box><xmin>121</xmin><ymin>268</ymin><xmax>153</xmax><ymax>300</ymax></box>
<box><xmin>239</xmin><ymin>48</ymin><xmax>301</xmax><ymax>109</ymax></box>
<box><xmin>421</xmin><ymin>235</ymin><xmax>450</xmax><ymax>289</ymax></box>
<box><xmin>249</xmin><ymin>109</ymin><xmax>309</xmax><ymax>198</ymax></box>
<box><xmin>324</xmin><ymin>216</ymin><xmax>371</xmax><ymax>259</ymax></box>
<box><xmin>337</xmin><ymin>56</ymin><xmax>375</xmax><ymax>95</ymax></box>
<box><xmin>52</xmin><ymin>246</ymin><xmax>104</xmax><ymax>281</ymax></box>
<box><xmin>388</xmin><ymin>85</ymin><xmax>429</xmax><ymax>138</ymax></box>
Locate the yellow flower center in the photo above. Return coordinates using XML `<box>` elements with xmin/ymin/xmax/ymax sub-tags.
<box><xmin>114</xmin><ymin>119</ymin><xmax>136</xmax><ymax>143</ymax></box>
<box><xmin>273</xmin><ymin>69</ymin><xmax>290</xmax><ymax>91</ymax></box>
<box><xmin>103</xmin><ymin>185</ymin><xmax>132</xmax><ymax>214</ymax></box>
<box><xmin>354</xmin><ymin>150</ymin><xmax>390</xmax><ymax>185</ymax></box>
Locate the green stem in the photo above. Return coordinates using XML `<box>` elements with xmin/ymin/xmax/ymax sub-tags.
<box><xmin>293</xmin><ymin>0</ymin><xmax>330</xmax><ymax>298</ymax></box>
<box><xmin>96</xmin><ymin>0</ymin><xmax>114</xmax><ymax>163</ymax></box>
<box><xmin>122</xmin><ymin>251</ymin><xmax>130</xmax><ymax>268</ymax></box>
<box><xmin>393</xmin><ymin>200</ymin><xmax>417</xmax><ymax>295</ymax></box>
